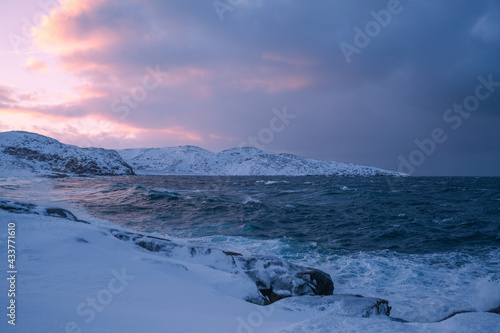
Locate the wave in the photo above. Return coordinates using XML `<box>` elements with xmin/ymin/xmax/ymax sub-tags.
<box><xmin>256</xmin><ymin>180</ymin><xmax>290</xmax><ymax>185</ymax></box>
<box><xmin>184</xmin><ymin>233</ymin><xmax>500</xmax><ymax>323</ymax></box>
<box><xmin>243</xmin><ymin>195</ymin><xmax>261</xmax><ymax>204</ymax></box>
<box><xmin>1</xmin><ymin>177</ymin><xmax>499</xmax><ymax>331</ymax></box>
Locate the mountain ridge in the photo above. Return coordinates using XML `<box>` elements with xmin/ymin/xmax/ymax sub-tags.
<box><xmin>118</xmin><ymin>146</ymin><xmax>403</xmax><ymax>176</ymax></box>
<box><xmin>0</xmin><ymin>131</ymin><xmax>403</xmax><ymax>177</ymax></box>
<box><xmin>0</xmin><ymin>131</ymin><xmax>134</xmax><ymax>177</ymax></box>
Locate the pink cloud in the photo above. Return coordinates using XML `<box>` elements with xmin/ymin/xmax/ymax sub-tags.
<box><xmin>0</xmin><ymin>108</ymin><xmax>204</xmax><ymax>148</ymax></box>
<box><xmin>9</xmin><ymin>0</ymin><xmax>321</xmax><ymax>149</ymax></box>
<box><xmin>26</xmin><ymin>58</ymin><xmax>49</xmax><ymax>72</ymax></box>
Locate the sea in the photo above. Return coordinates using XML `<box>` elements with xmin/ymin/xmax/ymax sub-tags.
<box><xmin>3</xmin><ymin>175</ymin><xmax>500</xmax><ymax>323</ymax></box>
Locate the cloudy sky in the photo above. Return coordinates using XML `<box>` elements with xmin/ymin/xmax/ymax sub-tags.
<box><xmin>0</xmin><ymin>0</ymin><xmax>499</xmax><ymax>175</ymax></box>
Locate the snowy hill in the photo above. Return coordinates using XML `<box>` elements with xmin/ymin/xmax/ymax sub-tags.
<box><xmin>118</xmin><ymin>146</ymin><xmax>402</xmax><ymax>176</ymax></box>
<box><xmin>0</xmin><ymin>131</ymin><xmax>134</xmax><ymax>177</ymax></box>
<box><xmin>0</xmin><ymin>131</ymin><xmax>402</xmax><ymax>177</ymax></box>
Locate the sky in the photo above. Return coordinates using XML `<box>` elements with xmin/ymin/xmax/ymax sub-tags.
<box><xmin>0</xmin><ymin>0</ymin><xmax>499</xmax><ymax>176</ymax></box>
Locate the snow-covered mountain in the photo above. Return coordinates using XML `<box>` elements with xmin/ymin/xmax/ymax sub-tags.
<box><xmin>0</xmin><ymin>131</ymin><xmax>134</xmax><ymax>177</ymax></box>
<box><xmin>0</xmin><ymin>131</ymin><xmax>401</xmax><ymax>177</ymax></box>
<box><xmin>118</xmin><ymin>146</ymin><xmax>402</xmax><ymax>176</ymax></box>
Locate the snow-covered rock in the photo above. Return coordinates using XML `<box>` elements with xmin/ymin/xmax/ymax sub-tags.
<box><xmin>109</xmin><ymin>228</ymin><xmax>334</xmax><ymax>305</ymax></box>
<box><xmin>118</xmin><ymin>146</ymin><xmax>402</xmax><ymax>176</ymax></box>
<box><xmin>0</xmin><ymin>131</ymin><xmax>134</xmax><ymax>177</ymax></box>
<box><xmin>0</xmin><ymin>197</ymin><xmax>334</xmax><ymax>305</ymax></box>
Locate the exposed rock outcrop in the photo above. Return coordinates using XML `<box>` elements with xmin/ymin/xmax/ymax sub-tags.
<box><xmin>0</xmin><ymin>131</ymin><xmax>134</xmax><ymax>177</ymax></box>
<box><xmin>0</xmin><ymin>198</ymin><xmax>89</xmax><ymax>223</ymax></box>
<box><xmin>109</xmin><ymin>229</ymin><xmax>334</xmax><ymax>305</ymax></box>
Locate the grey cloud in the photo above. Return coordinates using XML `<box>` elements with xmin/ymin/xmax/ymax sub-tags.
<box><xmin>25</xmin><ymin>0</ymin><xmax>500</xmax><ymax>175</ymax></box>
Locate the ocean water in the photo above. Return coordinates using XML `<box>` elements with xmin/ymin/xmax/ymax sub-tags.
<box><xmin>49</xmin><ymin>176</ymin><xmax>500</xmax><ymax>253</ymax></box>
<box><xmin>3</xmin><ymin>175</ymin><xmax>500</xmax><ymax>323</ymax></box>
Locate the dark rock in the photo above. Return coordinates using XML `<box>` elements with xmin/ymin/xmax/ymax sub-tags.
<box><xmin>46</xmin><ymin>208</ymin><xmax>79</xmax><ymax>221</ymax></box>
<box><xmin>259</xmin><ymin>287</ymin><xmax>290</xmax><ymax>304</ymax></box>
<box><xmin>0</xmin><ymin>198</ymin><xmax>89</xmax><ymax>224</ymax></box>
<box><xmin>439</xmin><ymin>310</ymin><xmax>473</xmax><ymax>322</ymax></box>
<box><xmin>0</xmin><ymin>200</ymin><xmax>37</xmax><ymax>214</ymax></box>
<box><xmin>45</xmin><ymin>208</ymin><xmax>90</xmax><ymax>224</ymax></box>
<box><xmin>223</xmin><ymin>250</ymin><xmax>242</xmax><ymax>256</ymax></box>
<box><xmin>389</xmin><ymin>317</ymin><xmax>409</xmax><ymax>323</ymax></box>
<box><xmin>110</xmin><ymin>228</ymin><xmax>334</xmax><ymax>304</ymax></box>
<box><xmin>136</xmin><ymin>240</ymin><xmax>167</xmax><ymax>252</ymax></box>
<box><xmin>297</xmin><ymin>268</ymin><xmax>334</xmax><ymax>295</ymax></box>
<box><xmin>364</xmin><ymin>298</ymin><xmax>391</xmax><ymax>317</ymax></box>
<box><xmin>487</xmin><ymin>306</ymin><xmax>500</xmax><ymax>315</ymax></box>
<box><xmin>75</xmin><ymin>238</ymin><xmax>88</xmax><ymax>243</ymax></box>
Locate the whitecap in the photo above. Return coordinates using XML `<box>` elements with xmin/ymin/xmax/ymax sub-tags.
<box><xmin>243</xmin><ymin>196</ymin><xmax>261</xmax><ymax>204</ymax></box>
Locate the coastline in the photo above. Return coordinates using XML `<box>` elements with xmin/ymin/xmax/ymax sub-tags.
<box><xmin>1</xmin><ymin>192</ymin><xmax>499</xmax><ymax>332</ymax></box>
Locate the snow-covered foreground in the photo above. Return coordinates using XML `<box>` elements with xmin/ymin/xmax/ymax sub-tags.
<box><xmin>1</xmin><ymin>209</ymin><xmax>499</xmax><ymax>332</ymax></box>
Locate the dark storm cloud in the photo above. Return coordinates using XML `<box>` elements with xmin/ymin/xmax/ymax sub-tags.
<box><xmin>28</xmin><ymin>0</ymin><xmax>500</xmax><ymax>175</ymax></box>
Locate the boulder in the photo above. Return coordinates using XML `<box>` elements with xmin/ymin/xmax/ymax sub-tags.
<box><xmin>0</xmin><ymin>198</ymin><xmax>90</xmax><ymax>224</ymax></box>
<box><xmin>109</xmin><ymin>229</ymin><xmax>334</xmax><ymax>304</ymax></box>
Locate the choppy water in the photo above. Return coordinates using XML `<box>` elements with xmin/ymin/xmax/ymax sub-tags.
<box><xmin>1</xmin><ymin>175</ymin><xmax>500</xmax><ymax>322</ymax></box>
<box><xmin>49</xmin><ymin>176</ymin><xmax>500</xmax><ymax>255</ymax></box>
